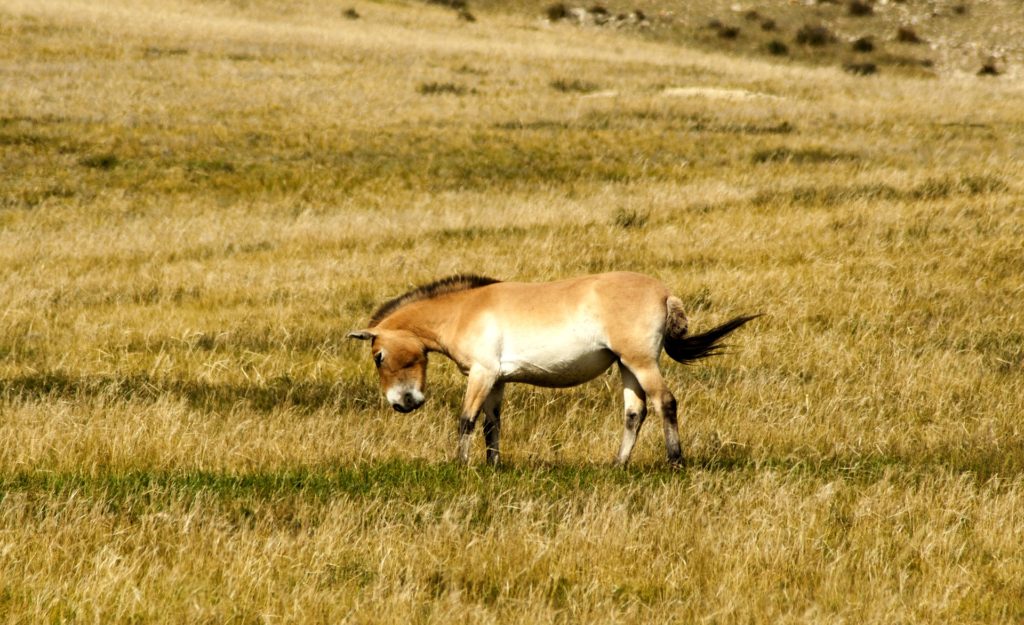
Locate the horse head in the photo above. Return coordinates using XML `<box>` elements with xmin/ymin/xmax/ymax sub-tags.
<box><xmin>348</xmin><ymin>328</ymin><xmax>427</xmax><ymax>413</ymax></box>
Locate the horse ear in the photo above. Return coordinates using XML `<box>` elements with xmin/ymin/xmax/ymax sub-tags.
<box><xmin>347</xmin><ymin>330</ymin><xmax>376</xmax><ymax>341</ymax></box>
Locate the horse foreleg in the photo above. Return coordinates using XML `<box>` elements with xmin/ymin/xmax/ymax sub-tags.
<box><xmin>616</xmin><ymin>365</ymin><xmax>648</xmax><ymax>465</ymax></box>
<box><xmin>482</xmin><ymin>383</ymin><xmax>505</xmax><ymax>466</ymax></box>
<box><xmin>458</xmin><ymin>367</ymin><xmax>498</xmax><ymax>464</ymax></box>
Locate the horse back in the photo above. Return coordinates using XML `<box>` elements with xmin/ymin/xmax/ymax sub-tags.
<box><xmin>453</xmin><ymin>272</ymin><xmax>670</xmax><ymax>364</ymax></box>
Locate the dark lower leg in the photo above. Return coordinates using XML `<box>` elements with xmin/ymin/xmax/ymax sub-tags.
<box><xmin>659</xmin><ymin>393</ymin><xmax>682</xmax><ymax>464</ymax></box>
<box><xmin>458</xmin><ymin>416</ymin><xmax>476</xmax><ymax>463</ymax></box>
<box><xmin>483</xmin><ymin>410</ymin><xmax>501</xmax><ymax>465</ymax></box>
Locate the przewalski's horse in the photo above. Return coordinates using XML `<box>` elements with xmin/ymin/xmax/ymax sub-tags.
<box><xmin>348</xmin><ymin>272</ymin><xmax>757</xmax><ymax>466</ymax></box>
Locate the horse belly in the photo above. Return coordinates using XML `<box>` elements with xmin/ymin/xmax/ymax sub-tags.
<box><xmin>498</xmin><ymin>335</ymin><xmax>616</xmax><ymax>388</ymax></box>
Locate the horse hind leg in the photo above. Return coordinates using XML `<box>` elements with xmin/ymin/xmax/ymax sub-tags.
<box><xmin>616</xmin><ymin>365</ymin><xmax>648</xmax><ymax>465</ymax></box>
<box><xmin>620</xmin><ymin>360</ymin><xmax>682</xmax><ymax>465</ymax></box>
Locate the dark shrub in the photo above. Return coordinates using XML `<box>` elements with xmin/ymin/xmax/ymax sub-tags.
<box><xmin>761</xmin><ymin>19</ymin><xmax>777</xmax><ymax>31</ymax></box>
<box><xmin>343</xmin><ymin>8</ymin><xmax>360</xmax><ymax>19</ymax></box>
<box><xmin>852</xmin><ymin>36</ymin><xmax>874</xmax><ymax>52</ymax></box>
<box><xmin>847</xmin><ymin>0</ymin><xmax>873</xmax><ymax>16</ymax></box>
<box><xmin>766</xmin><ymin>40</ymin><xmax>789</xmax><ymax>55</ymax></box>
<box><xmin>896</xmin><ymin>26</ymin><xmax>923</xmax><ymax>43</ymax></box>
<box><xmin>718</xmin><ymin>26</ymin><xmax>741</xmax><ymax>39</ymax></box>
<box><xmin>978</xmin><ymin>62</ymin><xmax>1000</xmax><ymax>76</ymax></box>
<box><xmin>546</xmin><ymin>3</ymin><xmax>569</xmax><ymax>20</ymax></box>
<box><xmin>795</xmin><ymin>24</ymin><xmax>835</xmax><ymax>46</ymax></box>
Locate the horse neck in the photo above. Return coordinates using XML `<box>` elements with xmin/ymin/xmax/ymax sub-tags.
<box><xmin>377</xmin><ymin>298</ymin><xmax>458</xmax><ymax>354</ymax></box>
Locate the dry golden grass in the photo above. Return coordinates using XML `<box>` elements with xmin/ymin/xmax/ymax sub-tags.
<box><xmin>2</xmin><ymin>0</ymin><xmax>1024</xmax><ymax>622</ymax></box>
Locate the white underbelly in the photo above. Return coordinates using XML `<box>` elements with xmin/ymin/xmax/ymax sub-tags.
<box><xmin>497</xmin><ymin>328</ymin><xmax>615</xmax><ymax>388</ymax></box>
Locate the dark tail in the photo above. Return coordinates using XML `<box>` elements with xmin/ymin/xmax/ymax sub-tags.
<box><xmin>663</xmin><ymin>314</ymin><xmax>761</xmax><ymax>364</ymax></box>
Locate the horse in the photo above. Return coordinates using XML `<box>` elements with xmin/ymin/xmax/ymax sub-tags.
<box><xmin>348</xmin><ymin>272</ymin><xmax>757</xmax><ymax>466</ymax></box>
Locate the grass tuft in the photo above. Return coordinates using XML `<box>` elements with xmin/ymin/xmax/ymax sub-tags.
<box><xmin>549</xmin><ymin>78</ymin><xmax>601</xmax><ymax>93</ymax></box>
<box><xmin>417</xmin><ymin>82</ymin><xmax>469</xmax><ymax>95</ymax></box>
<box><xmin>612</xmin><ymin>207</ymin><xmax>649</xmax><ymax>229</ymax></box>
<box><xmin>186</xmin><ymin>159</ymin><xmax>236</xmax><ymax>174</ymax></box>
<box><xmin>751</xmin><ymin>146</ymin><xmax>859</xmax><ymax>164</ymax></box>
<box><xmin>79</xmin><ymin>153</ymin><xmax>119</xmax><ymax>170</ymax></box>
<box><xmin>843</xmin><ymin>61</ymin><xmax>878</xmax><ymax>75</ymax></box>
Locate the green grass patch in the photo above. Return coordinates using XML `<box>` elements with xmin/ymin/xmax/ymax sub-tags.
<box><xmin>4</xmin><ymin>450</ymin><xmax>1022</xmax><ymax>513</ymax></box>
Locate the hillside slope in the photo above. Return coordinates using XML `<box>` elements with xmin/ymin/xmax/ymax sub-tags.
<box><xmin>474</xmin><ymin>0</ymin><xmax>1024</xmax><ymax>77</ymax></box>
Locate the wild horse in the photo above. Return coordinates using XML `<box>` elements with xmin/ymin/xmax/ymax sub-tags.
<box><xmin>349</xmin><ymin>272</ymin><xmax>757</xmax><ymax>465</ymax></box>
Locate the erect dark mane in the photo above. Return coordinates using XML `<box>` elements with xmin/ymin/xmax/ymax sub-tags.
<box><xmin>369</xmin><ymin>274</ymin><xmax>501</xmax><ymax>327</ymax></box>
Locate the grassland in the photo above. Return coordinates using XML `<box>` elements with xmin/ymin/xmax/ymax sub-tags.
<box><xmin>1</xmin><ymin>0</ymin><xmax>1023</xmax><ymax>622</ymax></box>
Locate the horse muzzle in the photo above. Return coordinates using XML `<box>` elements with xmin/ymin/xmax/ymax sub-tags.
<box><xmin>388</xmin><ymin>389</ymin><xmax>425</xmax><ymax>413</ymax></box>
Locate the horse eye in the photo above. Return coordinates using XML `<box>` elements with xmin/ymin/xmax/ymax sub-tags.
<box><xmin>374</xmin><ymin>352</ymin><xmax>384</xmax><ymax>367</ymax></box>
